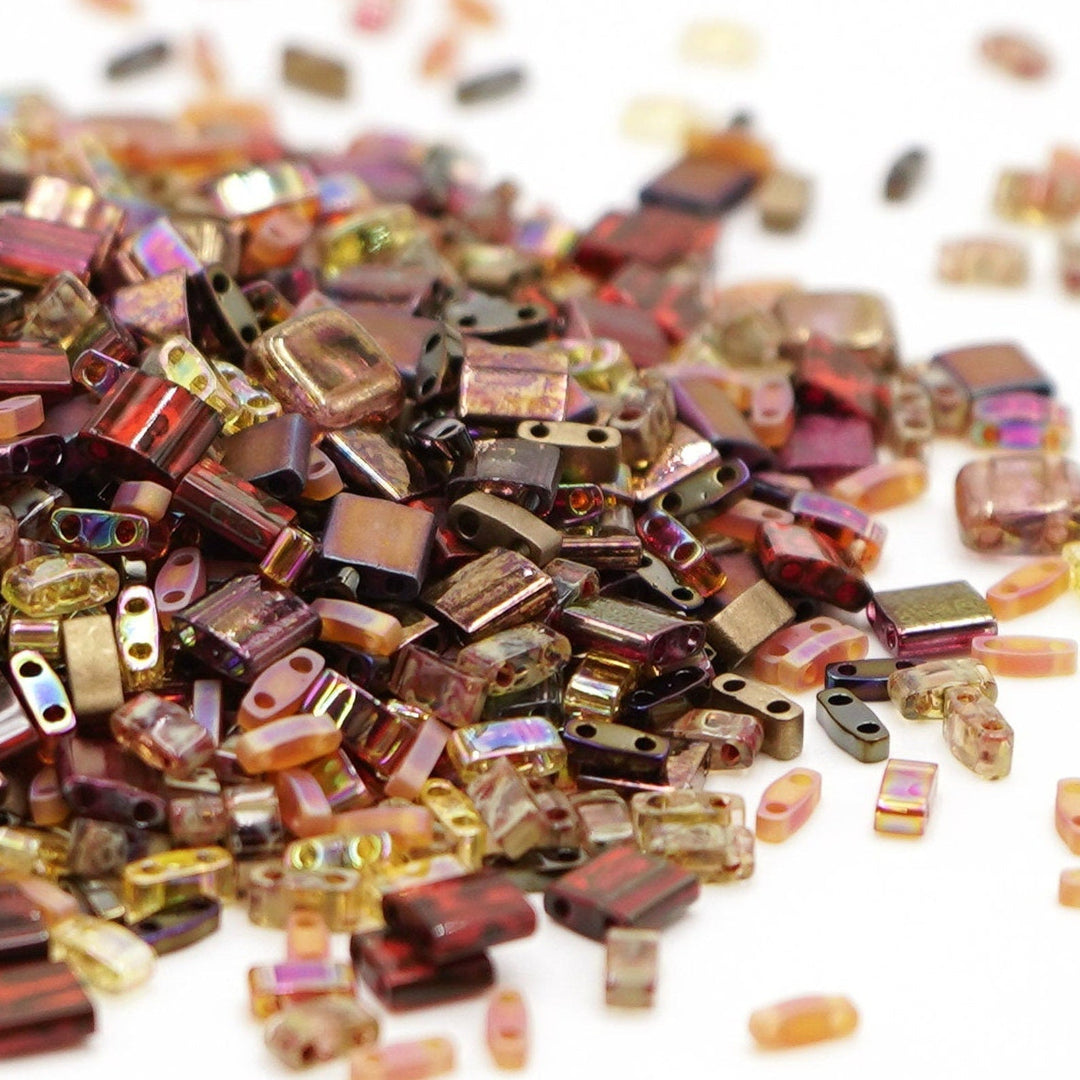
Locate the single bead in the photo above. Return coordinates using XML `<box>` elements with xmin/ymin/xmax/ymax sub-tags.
<box><xmin>756</xmin><ymin>768</ymin><xmax>822</xmax><ymax>842</ymax></box>
<box><xmin>1058</xmin><ymin>869</ymin><xmax>1080</xmax><ymax>908</ymax></box>
<box><xmin>48</xmin><ymin>914</ymin><xmax>155</xmax><ymax>992</ymax></box>
<box><xmin>276</xmin><ymin>768</ymin><xmax>335</xmax><ymax>838</ymax></box>
<box><xmin>604</xmin><ymin>928</ymin><xmax>659</xmax><ymax>1008</ymax></box>
<box><xmin>286</xmin><ymin>910</ymin><xmax>332</xmax><ymax>962</ymax></box>
<box><xmin>943</xmin><ymin>687</ymin><xmax>1014</xmax><ymax>779</ymax></box>
<box><xmin>887</xmin><ymin>658</ymin><xmax>997</xmax><ymax>719</ymax></box>
<box><xmin>971</xmin><ymin>634</ymin><xmax>1077</xmax><ymax>678</ymax></box>
<box><xmin>266</xmin><ymin>998</ymin><xmax>379</xmax><ymax>1069</ymax></box>
<box><xmin>985</xmin><ymin>557</ymin><xmax>1070</xmax><ymax>620</ymax></box>
<box><xmin>874</xmin><ymin>759</ymin><xmax>937</xmax><ymax>837</ymax></box>
<box><xmin>1055</xmin><ymin>779</ymin><xmax>1080</xmax><ymax>854</ymax></box>
<box><xmin>753</xmin><ymin>618</ymin><xmax>869</xmax><ymax>693</ymax></box>
<box><xmin>830</xmin><ymin>459</ymin><xmax>928</xmax><ymax>512</ymax></box>
<box><xmin>235</xmin><ymin>714</ymin><xmax>342</xmax><ymax>774</ymax></box>
<box><xmin>350</xmin><ymin>1037</ymin><xmax>455</xmax><ymax>1080</ymax></box>
<box><xmin>748</xmin><ymin>994</ymin><xmax>858</xmax><ymax>1049</ymax></box>
<box><xmin>2</xmin><ymin>553</ymin><xmax>118</xmax><ymax>616</ymax></box>
<box><xmin>486</xmin><ymin>989</ymin><xmax>528</xmax><ymax>1068</ymax></box>
<box><xmin>110</xmin><ymin>693</ymin><xmax>215</xmax><ymax>778</ymax></box>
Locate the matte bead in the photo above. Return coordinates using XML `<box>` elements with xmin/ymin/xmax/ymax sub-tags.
<box><xmin>1055</xmin><ymin>779</ymin><xmax>1080</xmax><ymax>854</ymax></box>
<box><xmin>350</xmin><ymin>1037</ymin><xmax>455</xmax><ymax>1080</ymax></box>
<box><xmin>1058</xmin><ymin>869</ymin><xmax>1080</xmax><ymax>908</ymax></box>
<box><xmin>310</xmin><ymin>598</ymin><xmax>404</xmax><ymax>656</ymax></box>
<box><xmin>985</xmin><ymin>558</ymin><xmax>1069</xmax><ymax>620</ymax></box>
<box><xmin>238</xmin><ymin>648</ymin><xmax>326</xmax><ymax>730</ymax></box>
<box><xmin>748</xmin><ymin>994</ymin><xmax>858</xmax><ymax>1049</ymax></box>
<box><xmin>830</xmin><ymin>459</ymin><xmax>928</xmax><ymax>512</ymax></box>
<box><xmin>487</xmin><ymin>988</ymin><xmax>528</xmax><ymax>1068</ymax></box>
<box><xmin>756</xmin><ymin>768</ymin><xmax>822</xmax><ymax>843</ymax></box>
<box><xmin>605</xmin><ymin>927</ymin><xmax>659</xmax><ymax>1008</ymax></box>
<box><xmin>753</xmin><ymin>617</ymin><xmax>869</xmax><ymax>692</ymax></box>
<box><xmin>235</xmin><ymin>714</ymin><xmax>343</xmax><ymax>774</ymax></box>
<box><xmin>276</xmin><ymin>768</ymin><xmax>335</xmax><ymax>838</ymax></box>
<box><xmin>971</xmin><ymin>634</ymin><xmax>1078</xmax><ymax>678</ymax></box>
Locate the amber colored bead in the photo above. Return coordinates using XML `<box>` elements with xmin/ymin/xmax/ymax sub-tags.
<box><xmin>1059</xmin><ymin>869</ymin><xmax>1080</xmax><ymax>908</ymax></box>
<box><xmin>1055</xmin><ymin>779</ymin><xmax>1080</xmax><ymax>854</ymax></box>
<box><xmin>235</xmin><ymin>714</ymin><xmax>343</xmax><ymax>774</ymax></box>
<box><xmin>971</xmin><ymin>634</ymin><xmax>1077</xmax><ymax>678</ymax></box>
<box><xmin>874</xmin><ymin>759</ymin><xmax>937</xmax><ymax>837</ymax></box>
<box><xmin>830</xmin><ymin>459</ymin><xmax>928</xmax><ymax>512</ymax></box>
<box><xmin>985</xmin><ymin>557</ymin><xmax>1070</xmax><ymax>620</ymax></box>
<box><xmin>49</xmin><ymin>914</ymin><xmax>155</xmax><ymax>992</ymax></box>
<box><xmin>2</xmin><ymin>552</ymin><xmax>118</xmax><ymax>617</ymax></box>
<box><xmin>351</xmin><ymin>1037</ymin><xmax>455</xmax><ymax>1080</ymax></box>
<box><xmin>249</xmin><ymin>960</ymin><xmax>357</xmax><ymax>1019</ymax></box>
<box><xmin>310</xmin><ymin>598</ymin><xmax>404</xmax><ymax>657</ymax></box>
<box><xmin>276</xmin><ymin>768</ymin><xmax>334</xmax><ymax>838</ymax></box>
<box><xmin>748</xmin><ymin>994</ymin><xmax>858</xmax><ymax>1049</ymax></box>
<box><xmin>756</xmin><ymin>768</ymin><xmax>822</xmax><ymax>843</ymax></box>
<box><xmin>753</xmin><ymin>617</ymin><xmax>869</xmax><ymax>692</ymax></box>
<box><xmin>980</xmin><ymin>31</ymin><xmax>1050</xmax><ymax>79</ymax></box>
<box><xmin>938</xmin><ymin>239</ymin><xmax>1029</xmax><ymax>287</ymax></box>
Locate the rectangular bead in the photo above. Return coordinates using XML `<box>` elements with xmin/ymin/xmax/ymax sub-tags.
<box><xmin>0</xmin><ymin>960</ymin><xmax>95</xmax><ymax>1058</ymax></box>
<box><xmin>605</xmin><ymin>927</ymin><xmax>659</xmax><ymax>1007</ymax></box>
<box><xmin>874</xmin><ymin>759</ymin><xmax>938</xmax><ymax>837</ymax></box>
<box><xmin>867</xmin><ymin>580</ymin><xmax>996</xmax><ymax>658</ymax></box>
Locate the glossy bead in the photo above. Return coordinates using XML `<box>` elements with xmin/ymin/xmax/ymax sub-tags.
<box><xmin>389</xmin><ymin>646</ymin><xmax>487</xmax><ymax>729</ymax></box>
<box><xmin>887</xmin><ymin>658</ymin><xmax>997</xmax><ymax>719</ymax></box>
<box><xmin>248</xmin><ymin>960</ymin><xmax>357</xmax><ymax>1019</ymax></box>
<box><xmin>121</xmin><ymin>846</ymin><xmax>235</xmax><ymax>922</ymax></box>
<box><xmin>383</xmin><ymin>716</ymin><xmax>450</xmax><ymax>800</ymax></box>
<box><xmin>971</xmin><ymin>634</ymin><xmax>1077</xmax><ymax>678</ymax></box>
<box><xmin>969</xmin><ymin>392</ymin><xmax>1070</xmax><ymax>452</ymax></box>
<box><xmin>110</xmin><ymin>693</ymin><xmax>215</xmax><ymax>779</ymax></box>
<box><xmin>756</xmin><ymin>768</ymin><xmax>822</xmax><ymax>843</ymax></box>
<box><xmin>245</xmin><ymin>307</ymin><xmax>404</xmax><ymax>429</ymax></box>
<box><xmin>276</xmin><ymin>769</ymin><xmax>334</xmax><ymax>838</ymax></box>
<box><xmin>874</xmin><ymin>759</ymin><xmax>938</xmax><ymax>837</ymax></box>
<box><xmin>748</xmin><ymin>994</ymin><xmax>858</xmax><ymax>1049</ymax></box>
<box><xmin>1059</xmin><ymin>868</ymin><xmax>1080</xmax><ymax>908</ymax></box>
<box><xmin>114</xmin><ymin>585</ymin><xmax>164</xmax><ymax>692</ymax></box>
<box><xmin>350</xmin><ymin>1037</ymin><xmax>455</xmax><ymax>1080</ymax></box>
<box><xmin>0</xmin><ymin>960</ymin><xmax>95</xmax><ymax>1058</ymax></box>
<box><xmin>985</xmin><ymin>558</ymin><xmax>1069</xmax><ymax>620</ymax></box>
<box><xmin>248</xmin><ymin>865</ymin><xmax>372</xmax><ymax>932</ymax></box>
<box><xmin>447</xmin><ymin>718</ymin><xmax>567</xmax><ymax>782</ymax></box>
<box><xmin>235</xmin><ymin>714</ymin><xmax>343</xmax><ymax>774</ymax></box>
<box><xmin>666</xmin><ymin>709</ymin><xmax>763</xmax><ymax>769</ymax></box>
<box><xmin>466</xmin><ymin>758</ymin><xmax>550</xmax><ymax>860</ymax></box>
<box><xmin>2</xmin><ymin>553</ymin><xmax>118</xmax><ymax>616</ymax></box>
<box><xmin>266</xmin><ymin>999</ymin><xmax>379</xmax><ymax>1069</ymax></box>
<box><xmin>1055</xmin><ymin>779</ymin><xmax>1080</xmax><ymax>853</ymax></box>
<box><xmin>942</xmin><ymin>687</ymin><xmax>1013</xmax><ymax>780</ymax></box>
<box><xmin>604</xmin><ymin>927</ymin><xmax>659</xmax><ymax>1009</ymax></box>
<box><xmin>815</xmin><ymin>689</ymin><xmax>890</xmax><ymax>763</ymax></box>
<box><xmin>456</xmin><ymin>623</ymin><xmax>572</xmax><ymax>695</ymax></box>
<box><xmin>956</xmin><ymin>453</ymin><xmax>1080</xmax><ymax>554</ymax></box>
<box><xmin>753</xmin><ymin>617</ymin><xmax>869</xmax><ymax>692</ymax></box>
<box><xmin>756</xmin><ymin>521</ymin><xmax>870</xmax><ymax>610</ymax></box>
<box><xmin>562</xmin><ymin>654</ymin><xmax>638</xmax><ymax>725</ymax></box>
<box><xmin>49</xmin><ymin>915</ymin><xmax>155</xmax><ymax>992</ymax></box>
<box><xmin>383</xmin><ymin>870</ymin><xmax>535</xmax><ymax>962</ymax></box>
<box><xmin>868</xmin><ymin>580</ymin><xmax>997</xmax><ymax>658</ymax></box>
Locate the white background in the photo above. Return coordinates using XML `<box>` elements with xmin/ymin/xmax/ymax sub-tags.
<box><xmin>6</xmin><ymin>0</ymin><xmax>1080</xmax><ymax>1077</ymax></box>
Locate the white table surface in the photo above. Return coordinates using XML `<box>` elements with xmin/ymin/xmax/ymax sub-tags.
<box><xmin>6</xmin><ymin>1</ymin><xmax>1080</xmax><ymax>1077</ymax></box>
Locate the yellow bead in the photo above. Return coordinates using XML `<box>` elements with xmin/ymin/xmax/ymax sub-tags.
<box><xmin>49</xmin><ymin>914</ymin><xmax>155</xmax><ymax>992</ymax></box>
<box><xmin>2</xmin><ymin>553</ymin><xmax>118</xmax><ymax>616</ymax></box>
<box><xmin>748</xmin><ymin>994</ymin><xmax>858</xmax><ymax>1049</ymax></box>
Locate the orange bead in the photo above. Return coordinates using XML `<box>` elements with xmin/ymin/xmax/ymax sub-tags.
<box><xmin>1055</xmin><ymin>779</ymin><xmax>1080</xmax><ymax>854</ymax></box>
<box><xmin>286</xmin><ymin>909</ymin><xmax>331</xmax><ymax>961</ymax></box>
<box><xmin>753</xmin><ymin>618</ymin><xmax>869</xmax><ymax>692</ymax></box>
<box><xmin>829</xmin><ymin>459</ymin><xmax>928</xmax><ymax>512</ymax></box>
<box><xmin>985</xmin><ymin>558</ymin><xmax>1069</xmax><ymax>620</ymax></box>
<box><xmin>1059</xmin><ymin>869</ymin><xmax>1080</xmax><ymax>908</ymax></box>
<box><xmin>486</xmin><ymin>989</ymin><xmax>528</xmax><ymax>1069</ymax></box>
<box><xmin>748</xmin><ymin>994</ymin><xmax>858</xmax><ymax>1049</ymax></box>
<box><xmin>0</xmin><ymin>394</ymin><xmax>44</xmax><ymax>440</ymax></box>
<box><xmin>755</xmin><ymin>768</ymin><xmax>821</xmax><ymax>843</ymax></box>
<box><xmin>311</xmin><ymin>598</ymin><xmax>403</xmax><ymax>657</ymax></box>
<box><xmin>238</xmin><ymin>648</ymin><xmax>326</xmax><ymax>730</ymax></box>
<box><xmin>276</xmin><ymin>768</ymin><xmax>334</xmax><ymax>838</ymax></box>
<box><xmin>971</xmin><ymin>634</ymin><xmax>1077</xmax><ymax>678</ymax></box>
<box><xmin>235</xmin><ymin>713</ymin><xmax>342</xmax><ymax>774</ymax></box>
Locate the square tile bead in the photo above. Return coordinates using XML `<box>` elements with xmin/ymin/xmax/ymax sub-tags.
<box><xmin>931</xmin><ymin>341</ymin><xmax>1052</xmax><ymax>398</ymax></box>
<box><xmin>874</xmin><ymin>759</ymin><xmax>937</xmax><ymax>837</ymax></box>
<box><xmin>955</xmin><ymin>452</ymin><xmax>1080</xmax><ymax>553</ymax></box>
<box><xmin>777</xmin><ymin>413</ymin><xmax>877</xmax><ymax>485</ymax></box>
<box><xmin>0</xmin><ymin>960</ymin><xmax>95</xmax><ymax>1058</ymax></box>
<box><xmin>868</xmin><ymin>580</ymin><xmax>996</xmax><ymax>658</ymax></box>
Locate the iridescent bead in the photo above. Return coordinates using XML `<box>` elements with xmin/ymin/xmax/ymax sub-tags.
<box><xmin>748</xmin><ymin>994</ymin><xmax>858</xmax><ymax>1049</ymax></box>
<box><xmin>887</xmin><ymin>658</ymin><xmax>997</xmax><ymax>719</ymax></box>
<box><xmin>985</xmin><ymin>557</ymin><xmax>1070</xmax><ymax>620</ymax></box>
<box><xmin>265</xmin><ymin>998</ymin><xmax>379</xmax><ymax>1069</ymax></box>
<box><xmin>971</xmin><ymin>634</ymin><xmax>1078</xmax><ymax>678</ymax></box>
<box><xmin>235</xmin><ymin>714</ymin><xmax>343</xmax><ymax>774</ymax></box>
<box><xmin>49</xmin><ymin>914</ymin><xmax>155</xmax><ymax>992</ymax></box>
<box><xmin>1</xmin><ymin>553</ymin><xmax>118</xmax><ymax>616</ymax></box>
<box><xmin>110</xmin><ymin>693</ymin><xmax>215</xmax><ymax>779</ymax></box>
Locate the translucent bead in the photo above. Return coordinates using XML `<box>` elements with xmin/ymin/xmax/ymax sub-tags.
<box><xmin>486</xmin><ymin>989</ymin><xmax>528</xmax><ymax>1068</ymax></box>
<box><xmin>748</xmin><ymin>994</ymin><xmax>858</xmax><ymax>1049</ymax></box>
<box><xmin>753</xmin><ymin>618</ymin><xmax>869</xmax><ymax>692</ymax></box>
<box><xmin>456</xmin><ymin>623</ymin><xmax>572</xmax><ymax>695</ymax></box>
<box><xmin>350</xmin><ymin>1037</ymin><xmax>455</xmax><ymax>1080</ymax></box>
<box><xmin>985</xmin><ymin>557</ymin><xmax>1070</xmax><ymax>620</ymax></box>
<box><xmin>1</xmin><ymin>552</ymin><xmax>118</xmax><ymax>616</ymax></box>
<box><xmin>755</xmin><ymin>768</ymin><xmax>822</xmax><ymax>843</ymax></box>
<box><xmin>49</xmin><ymin>914</ymin><xmax>155</xmax><ymax>992</ymax></box>
<box><xmin>265</xmin><ymin>999</ymin><xmax>379</xmax><ymax>1069</ymax></box>
<box><xmin>942</xmin><ymin>687</ymin><xmax>1013</xmax><ymax>779</ymax></box>
<box><xmin>620</xmin><ymin>96</ymin><xmax>702</xmax><ymax>145</ymax></box>
<box><xmin>829</xmin><ymin>459</ymin><xmax>928</xmax><ymax>512</ymax></box>
<box><xmin>446</xmin><ymin>718</ymin><xmax>566</xmax><ymax>782</ymax></box>
<box><xmin>979</xmin><ymin>31</ymin><xmax>1051</xmax><ymax>79</ymax></box>
<box><xmin>874</xmin><ymin>759</ymin><xmax>937</xmax><ymax>837</ymax></box>
<box><xmin>938</xmin><ymin>238</ymin><xmax>1028</xmax><ymax>287</ymax></box>
<box><xmin>1055</xmin><ymin>779</ymin><xmax>1080</xmax><ymax>854</ymax></box>
<box><xmin>110</xmin><ymin>692</ymin><xmax>215</xmax><ymax>779</ymax></box>
<box><xmin>971</xmin><ymin>634</ymin><xmax>1077</xmax><ymax>678</ymax></box>
<box><xmin>249</xmin><ymin>960</ymin><xmax>357</xmax><ymax>1019</ymax></box>
<box><xmin>235</xmin><ymin>714</ymin><xmax>342</xmax><ymax>774</ymax></box>
<box><xmin>969</xmin><ymin>392</ymin><xmax>1070</xmax><ymax>452</ymax></box>
<box><xmin>604</xmin><ymin>928</ymin><xmax>659</xmax><ymax>1008</ymax></box>
<box><xmin>680</xmin><ymin>20</ymin><xmax>759</xmax><ymax>66</ymax></box>
<box><xmin>121</xmin><ymin>846</ymin><xmax>236</xmax><ymax>922</ymax></box>
<box><xmin>1058</xmin><ymin>869</ymin><xmax>1080</xmax><ymax>908</ymax></box>
<box><xmin>887</xmin><ymin>658</ymin><xmax>997</xmax><ymax>719</ymax></box>
<box><xmin>955</xmin><ymin>452</ymin><xmax>1080</xmax><ymax>554</ymax></box>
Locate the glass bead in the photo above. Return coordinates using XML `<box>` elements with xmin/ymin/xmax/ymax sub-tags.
<box><xmin>756</xmin><ymin>521</ymin><xmax>871</xmax><ymax>610</ymax></box>
<box><xmin>248</xmin><ymin>960</ymin><xmax>357</xmax><ymax>1019</ymax></box>
<box><xmin>980</xmin><ymin>31</ymin><xmax>1050</xmax><ymax>79</ymax></box>
<box><xmin>829</xmin><ymin>459</ymin><xmax>928</xmax><ymax>512</ymax></box>
<box><xmin>456</xmin><ymin>623</ymin><xmax>572</xmax><ymax>696</ymax></box>
<box><xmin>604</xmin><ymin>927</ymin><xmax>659</xmax><ymax>1008</ymax></box>
<box><xmin>1</xmin><ymin>552</ymin><xmax>118</xmax><ymax>616</ymax></box>
<box><xmin>971</xmin><ymin>634</ymin><xmax>1077</xmax><ymax>678</ymax></box>
<box><xmin>1059</xmin><ymin>869</ymin><xmax>1080</xmax><ymax>908</ymax></box>
<box><xmin>1055</xmin><ymin>779</ymin><xmax>1080</xmax><ymax>854</ymax></box>
<box><xmin>276</xmin><ymin>769</ymin><xmax>334</xmax><ymax>838</ymax></box>
<box><xmin>248</xmin><ymin>864</ymin><xmax>374</xmax><ymax>932</ymax></box>
<box><xmin>884</xmin><ymin>147</ymin><xmax>926</xmax><ymax>201</ymax></box>
<box><xmin>942</xmin><ymin>687</ymin><xmax>1014</xmax><ymax>780</ymax></box>
<box><xmin>486</xmin><ymin>988</ymin><xmax>528</xmax><ymax>1068</ymax></box>
<box><xmin>569</xmin><ymin>790</ymin><xmax>635</xmax><ymax>853</ymax></box>
<box><xmin>383</xmin><ymin>716</ymin><xmax>450</xmax><ymax>801</ymax></box>
<box><xmin>748</xmin><ymin>994</ymin><xmax>858</xmax><ymax>1049</ymax></box>
<box><xmin>985</xmin><ymin>557</ymin><xmax>1069</xmax><ymax>620</ymax></box>
<box><xmin>447</xmin><ymin>718</ymin><xmax>567</xmax><ymax>782</ymax></box>
<box><xmin>868</xmin><ymin>580</ymin><xmax>997</xmax><ymax>658</ymax></box>
<box><xmin>466</xmin><ymin>758</ymin><xmax>548</xmax><ymax>860</ymax></box>
<box><xmin>239</xmin><ymin>648</ymin><xmax>326</xmax><ymax>730</ymax></box>
<box><xmin>562</xmin><ymin>653</ymin><xmax>638</xmax><ymax>725</ymax></box>
<box><xmin>887</xmin><ymin>657</ymin><xmax>997</xmax><ymax>719</ymax></box>
<box><xmin>938</xmin><ymin>238</ymin><xmax>1028</xmax><ymax>287</ymax></box>
<box><xmin>756</xmin><ymin>768</ymin><xmax>822</xmax><ymax>843</ymax></box>
<box><xmin>666</xmin><ymin>709</ymin><xmax>763</xmax><ymax>769</ymax></box>
<box><xmin>235</xmin><ymin>714</ymin><xmax>343</xmax><ymax>774</ymax></box>
<box><xmin>0</xmin><ymin>960</ymin><xmax>95</xmax><ymax>1057</ymax></box>
<box><xmin>418</xmin><ymin>779</ymin><xmax>487</xmax><ymax>870</ymax></box>
<box><xmin>815</xmin><ymin>688</ymin><xmax>890</xmax><ymax>763</ymax></box>
<box><xmin>389</xmin><ymin>645</ymin><xmax>487</xmax><ymax>729</ymax></box>
<box><xmin>874</xmin><ymin>759</ymin><xmax>937</xmax><ymax>837</ymax></box>
<box><xmin>350</xmin><ymin>1037</ymin><xmax>455</xmax><ymax>1080</ymax></box>
<box><xmin>110</xmin><ymin>693</ymin><xmax>215</xmax><ymax>778</ymax></box>
<box><xmin>753</xmin><ymin>617</ymin><xmax>869</xmax><ymax>692</ymax></box>
<box><xmin>620</xmin><ymin>96</ymin><xmax>702</xmax><ymax>145</ymax></box>
<box><xmin>121</xmin><ymin>846</ymin><xmax>235</xmax><ymax>923</ymax></box>
<box><xmin>969</xmin><ymin>392</ymin><xmax>1070</xmax><ymax>452</ymax></box>
<box><xmin>0</xmin><ymin>826</ymin><xmax>69</xmax><ymax>878</ymax></box>
<box><xmin>311</xmin><ymin>598</ymin><xmax>404</xmax><ymax>657</ymax></box>
<box><xmin>49</xmin><ymin>914</ymin><xmax>155</xmax><ymax>992</ymax></box>
<box><xmin>265</xmin><ymin>998</ymin><xmax>378</xmax><ymax>1069</ymax></box>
